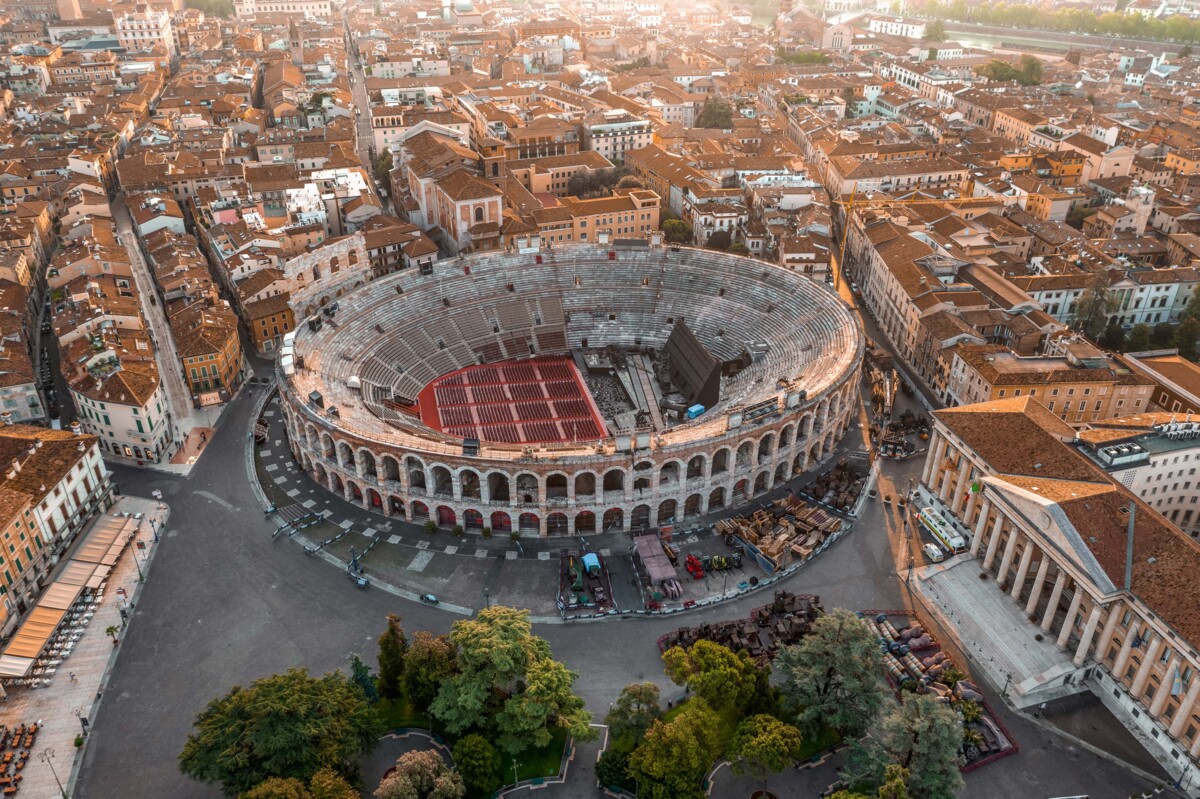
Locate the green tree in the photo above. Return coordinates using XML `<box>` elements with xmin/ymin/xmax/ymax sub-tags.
<box><xmin>1181</xmin><ymin>44</ymin><xmax>1194</xmax><ymax>58</ymax></box>
<box><xmin>186</xmin><ymin>0</ymin><xmax>234</xmax><ymax>16</ymax></box>
<box><xmin>375</xmin><ymin>750</ymin><xmax>464</xmax><ymax>799</ymax></box>
<box><xmin>606</xmin><ymin>682</ymin><xmax>663</xmax><ymax>743</ymax></box>
<box><xmin>1071</xmin><ymin>271</ymin><xmax>1120</xmax><ymax>341</ymax></box>
<box><xmin>242</xmin><ymin>778</ymin><xmax>311</xmax><ymax>799</ymax></box>
<box><xmin>351</xmin><ymin>653</ymin><xmax>379</xmax><ymax>705</ymax></box>
<box><xmin>728</xmin><ymin>242</ymin><xmax>750</xmax><ymax>255</ymax></box>
<box><xmin>842</xmin><ymin>695</ymin><xmax>962</xmax><ymax>799</ymax></box>
<box><xmin>595</xmin><ymin>749</ymin><xmax>635</xmax><ymax>791</ymax></box>
<box><xmin>662</xmin><ymin>639</ymin><xmax>762</xmax><ymax>712</ymax></box>
<box><xmin>1175</xmin><ymin>318</ymin><xmax>1200</xmax><ymax>360</ymax></box>
<box><xmin>404</xmin><ymin>631</ymin><xmax>456</xmax><ymax>712</ymax></box>
<box><xmin>695</xmin><ymin>98</ymin><xmax>733</xmax><ymax>129</ymax></box>
<box><xmin>179</xmin><ymin>668</ymin><xmax>383</xmax><ymax>795</ymax></box>
<box><xmin>308</xmin><ymin>768</ymin><xmax>358</xmax><ymax>799</ymax></box>
<box><xmin>1099</xmin><ymin>320</ymin><xmax>1125</xmax><ymax>352</ymax></box>
<box><xmin>451</xmin><ymin>735</ymin><xmax>502</xmax><ymax>799</ymax></box>
<box><xmin>729</xmin><ymin>714</ymin><xmax>804</xmax><ymax>790</ymax></box>
<box><xmin>776</xmin><ymin>608</ymin><xmax>885</xmax><ymax>739</ymax></box>
<box><xmin>430</xmin><ymin>606</ymin><xmax>592</xmax><ymax>754</ymax></box>
<box><xmin>377</xmin><ymin>614</ymin><xmax>409</xmax><ymax>702</ymax></box>
<box><xmin>662</xmin><ymin>219</ymin><xmax>693</xmax><ymax>243</ymax></box>
<box><xmin>1153</xmin><ymin>322</ymin><xmax>1177</xmax><ymax>347</ymax></box>
<box><xmin>1126</xmin><ymin>323</ymin><xmax>1153</xmax><ymax>352</ymax></box>
<box><xmin>705</xmin><ymin>229</ymin><xmax>732</xmax><ymax>250</ymax></box>
<box><xmin>616</xmin><ymin>175</ymin><xmax>645</xmax><ymax>189</ymax></box>
<box><xmin>1181</xmin><ymin>287</ymin><xmax>1200</xmax><ymax>323</ymax></box>
<box><xmin>828</xmin><ymin>765</ymin><xmax>909</xmax><ymax>799</ymax></box>
<box><xmin>627</xmin><ymin>699</ymin><xmax>722</xmax><ymax>799</ymax></box>
<box><xmin>1018</xmin><ymin>54</ymin><xmax>1044</xmax><ymax>85</ymax></box>
<box><xmin>372</xmin><ymin>149</ymin><xmax>393</xmax><ymax>182</ymax></box>
<box><xmin>923</xmin><ymin>19</ymin><xmax>946</xmax><ymax>40</ymax></box>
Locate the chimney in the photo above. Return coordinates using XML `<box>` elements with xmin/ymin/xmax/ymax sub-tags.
<box><xmin>69</xmin><ymin>420</ymin><xmax>82</xmax><ymax>435</ymax></box>
<box><xmin>0</xmin><ymin>413</ymin><xmax>11</xmax><ymax>426</ymax></box>
<box><xmin>1124</xmin><ymin>500</ymin><xmax>1136</xmax><ymax>591</ymax></box>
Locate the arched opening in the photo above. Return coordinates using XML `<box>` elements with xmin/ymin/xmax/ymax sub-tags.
<box><xmin>337</xmin><ymin>441</ymin><xmax>353</xmax><ymax>469</ymax></box>
<box><xmin>460</xmin><ymin>469</ymin><xmax>481</xmax><ymax>500</ymax></box>
<box><xmin>390</xmin><ymin>496</ymin><xmax>406</xmax><ymax>516</ymax></box>
<box><xmin>300</xmin><ymin>452</ymin><xmax>312</xmax><ymax>473</ymax></box>
<box><xmin>757</xmin><ymin>434</ymin><xmax>775</xmax><ymax>465</ymax></box>
<box><xmin>411</xmin><ymin>501</ymin><xmax>429</xmax><ymax>521</ymax></box>
<box><xmin>659</xmin><ymin>461</ymin><xmax>680</xmax><ymax>486</ymax></box>
<box><xmin>313</xmin><ymin>461</ymin><xmax>327</xmax><ymax>485</ymax></box>
<box><xmin>657</xmin><ymin>499</ymin><xmax>677</xmax><ymax>527</ymax></box>
<box><xmin>491</xmin><ymin>511</ymin><xmax>512</xmax><ymax>532</ymax></box>
<box><xmin>547</xmin><ymin>473</ymin><xmax>568</xmax><ymax>500</ymax></box>
<box><xmin>358</xmin><ymin>449</ymin><xmax>377</xmax><ymax>478</ymax></box>
<box><xmin>780</xmin><ymin>424</ymin><xmax>794</xmax><ymax>449</ymax></box>
<box><xmin>407</xmin><ymin>457</ymin><xmax>427</xmax><ymax>492</ymax></box>
<box><xmin>331</xmin><ymin>472</ymin><xmax>344</xmax><ymax>494</ymax></box>
<box><xmin>684</xmin><ymin>493</ymin><xmax>702</xmax><ymax>518</ymax></box>
<box><xmin>753</xmin><ymin>470</ymin><xmax>770</xmax><ymax>495</ymax></box>
<box><xmin>686</xmin><ymin>455</ymin><xmax>705</xmax><ymax>480</ymax></box>
<box><xmin>575</xmin><ymin>511</ymin><xmax>595</xmax><ymax>534</ymax></box>
<box><xmin>488</xmin><ymin>472</ymin><xmax>510</xmax><ymax>503</ymax></box>
<box><xmin>708</xmin><ymin>487</ymin><xmax>725</xmax><ymax>511</ymax></box>
<box><xmin>633</xmin><ymin>460</ymin><xmax>653</xmax><ymax>492</ymax></box>
<box><xmin>320</xmin><ymin>433</ymin><xmax>334</xmax><ymax>460</ymax></box>
<box><xmin>474</xmin><ymin>206</ymin><xmax>485</xmax><ymax>223</ymax></box>
<box><xmin>464</xmin><ymin>509</ymin><xmax>484</xmax><ymax>530</ymax></box>
<box><xmin>519</xmin><ymin>512</ymin><xmax>540</xmax><ymax>534</ymax></box>
<box><xmin>431</xmin><ymin>465</ymin><xmax>453</xmax><ymax>496</ymax></box>
<box><xmin>574</xmin><ymin>472</ymin><xmax>596</xmax><ymax>497</ymax></box>
<box><xmin>547</xmin><ymin>513</ymin><xmax>569</xmax><ymax>534</ymax></box>
<box><xmin>712</xmin><ymin>448</ymin><xmax>729</xmax><ymax>476</ymax></box>
<box><xmin>602</xmin><ymin>507</ymin><xmax>624</xmax><ymax>532</ymax></box>
<box><xmin>775</xmin><ymin>462</ymin><xmax>789</xmax><ymax>486</ymax></box>
<box><xmin>603</xmin><ymin>469</ymin><xmax>624</xmax><ymax>494</ymax></box>
<box><xmin>793</xmin><ymin>453</ymin><xmax>805</xmax><ymax>476</ymax></box>
<box><xmin>367</xmin><ymin>488</ymin><xmax>382</xmax><ymax>508</ymax></box>
<box><xmin>736</xmin><ymin>441</ymin><xmax>753</xmax><ymax>471</ymax></box>
<box><xmin>732</xmin><ymin>479</ymin><xmax>748</xmax><ymax>503</ymax></box>
<box><xmin>631</xmin><ymin>504</ymin><xmax>651</xmax><ymax>530</ymax></box>
<box><xmin>437</xmin><ymin>506</ymin><xmax>456</xmax><ymax>527</ymax></box>
<box><xmin>382</xmin><ymin>455</ymin><xmax>400</xmax><ymax>482</ymax></box>
<box><xmin>516</xmin><ymin>473</ymin><xmax>539</xmax><ymax>504</ymax></box>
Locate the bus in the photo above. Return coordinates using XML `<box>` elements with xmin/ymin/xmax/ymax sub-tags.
<box><xmin>916</xmin><ymin>506</ymin><xmax>966</xmax><ymax>553</ymax></box>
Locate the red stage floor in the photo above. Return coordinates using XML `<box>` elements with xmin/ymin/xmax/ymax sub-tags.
<box><xmin>418</xmin><ymin>356</ymin><xmax>607</xmax><ymax>444</ymax></box>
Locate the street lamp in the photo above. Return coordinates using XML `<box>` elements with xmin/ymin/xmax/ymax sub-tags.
<box><xmin>39</xmin><ymin>747</ymin><xmax>68</xmax><ymax>798</ymax></box>
<box><xmin>74</xmin><ymin>707</ymin><xmax>89</xmax><ymax>738</ymax></box>
<box><xmin>511</xmin><ymin>758</ymin><xmax>520</xmax><ymax>787</ymax></box>
<box><xmin>483</xmin><ymin>587</ymin><xmax>490</xmax><ymax>609</ymax></box>
<box><xmin>132</xmin><ymin>547</ymin><xmax>145</xmax><ymax>583</ymax></box>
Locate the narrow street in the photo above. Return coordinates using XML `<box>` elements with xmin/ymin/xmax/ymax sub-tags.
<box><xmin>343</xmin><ymin>15</ymin><xmax>381</xmax><ymax>198</ymax></box>
<box><xmin>111</xmin><ymin>192</ymin><xmax>195</xmax><ymax>443</ymax></box>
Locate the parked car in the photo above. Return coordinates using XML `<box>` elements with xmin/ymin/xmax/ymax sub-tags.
<box><xmin>922</xmin><ymin>543</ymin><xmax>945</xmax><ymax>563</ymax></box>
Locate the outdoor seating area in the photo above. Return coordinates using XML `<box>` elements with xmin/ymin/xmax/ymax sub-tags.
<box><xmin>1</xmin><ymin>587</ymin><xmax>105</xmax><ymax>689</ymax></box>
<box><xmin>0</xmin><ymin>722</ymin><xmax>39</xmax><ymax>795</ymax></box>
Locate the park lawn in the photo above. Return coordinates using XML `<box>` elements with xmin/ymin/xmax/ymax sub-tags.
<box><xmin>514</xmin><ymin>726</ymin><xmax>568</xmax><ymax>781</ymax></box>
<box><xmin>377</xmin><ymin>698</ymin><xmax>432</xmax><ymax>731</ymax></box>
<box><xmin>796</xmin><ymin>723</ymin><xmax>841</xmax><ymax>761</ymax></box>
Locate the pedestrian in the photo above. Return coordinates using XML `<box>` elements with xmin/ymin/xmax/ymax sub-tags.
<box><xmin>69</xmin><ymin>672</ymin><xmax>76</xmax><ymax>683</ymax></box>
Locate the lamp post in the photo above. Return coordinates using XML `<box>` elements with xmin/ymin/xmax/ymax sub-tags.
<box><xmin>511</xmin><ymin>758</ymin><xmax>520</xmax><ymax>787</ymax></box>
<box><xmin>483</xmin><ymin>587</ymin><xmax>490</xmax><ymax>609</ymax></box>
<box><xmin>39</xmin><ymin>748</ymin><xmax>67</xmax><ymax>798</ymax></box>
<box><xmin>74</xmin><ymin>707</ymin><xmax>88</xmax><ymax>738</ymax></box>
<box><xmin>132</xmin><ymin>548</ymin><xmax>144</xmax><ymax>583</ymax></box>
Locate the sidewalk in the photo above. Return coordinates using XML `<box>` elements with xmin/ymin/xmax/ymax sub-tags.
<box><xmin>0</xmin><ymin>495</ymin><xmax>167</xmax><ymax>799</ymax></box>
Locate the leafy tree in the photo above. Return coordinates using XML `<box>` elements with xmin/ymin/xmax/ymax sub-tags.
<box><xmin>662</xmin><ymin>639</ymin><xmax>762</xmax><ymax>712</ymax></box>
<box><xmin>606</xmin><ymin>682</ymin><xmax>663</xmax><ymax>742</ymax></box>
<box><xmin>695</xmin><ymin>98</ymin><xmax>733</xmax><ymax>129</ymax></box>
<box><xmin>375</xmin><ymin>750</ymin><xmax>464</xmax><ymax>799</ymax></box>
<box><xmin>1175</xmin><ymin>318</ymin><xmax>1200</xmax><ymax>360</ymax></box>
<box><xmin>377</xmin><ymin>614</ymin><xmax>409</xmax><ymax>702</ymax></box>
<box><xmin>351</xmin><ymin>653</ymin><xmax>379</xmax><ymax>705</ymax></box>
<box><xmin>179</xmin><ymin>668</ymin><xmax>383</xmax><ymax>795</ymax></box>
<box><xmin>372</xmin><ymin>149</ymin><xmax>393</xmax><ymax>182</ymax></box>
<box><xmin>616</xmin><ymin>175</ymin><xmax>645</xmax><ymax>189</ymax></box>
<box><xmin>729</xmin><ymin>714</ymin><xmax>804</xmax><ymax>790</ymax></box>
<box><xmin>776</xmin><ymin>609</ymin><xmax>885</xmax><ymax>739</ymax></box>
<box><xmin>1153</xmin><ymin>322</ymin><xmax>1177</xmax><ymax>347</ymax></box>
<box><xmin>775</xmin><ymin>48</ymin><xmax>829</xmax><ymax>64</ymax></box>
<box><xmin>451</xmin><ymin>735</ymin><xmax>502</xmax><ymax>799</ymax></box>
<box><xmin>308</xmin><ymin>768</ymin><xmax>358</xmax><ymax>799</ymax></box>
<box><xmin>430</xmin><ymin>606</ymin><xmax>592</xmax><ymax>755</ymax></box>
<box><xmin>595</xmin><ymin>749</ymin><xmax>635</xmax><ymax>791</ymax></box>
<box><xmin>829</xmin><ymin>765</ymin><xmax>909</xmax><ymax>799</ymax></box>
<box><xmin>1181</xmin><ymin>287</ymin><xmax>1200</xmax><ymax>323</ymax></box>
<box><xmin>662</xmin><ymin>219</ymin><xmax>693</xmax><ymax>243</ymax></box>
<box><xmin>1126</xmin><ymin>323</ymin><xmax>1152</xmax><ymax>352</ymax></box>
<box><xmin>1099</xmin><ymin>321</ymin><xmax>1125</xmax><ymax>352</ymax></box>
<box><xmin>1017</xmin><ymin>54</ymin><xmax>1043</xmax><ymax>84</ymax></box>
<box><xmin>923</xmin><ymin>19</ymin><xmax>946</xmax><ymax>40</ymax></box>
<box><xmin>842</xmin><ymin>695</ymin><xmax>962</xmax><ymax>799</ymax></box>
<box><xmin>1181</xmin><ymin>44</ymin><xmax>1194</xmax><ymax>58</ymax></box>
<box><xmin>405</xmin><ymin>632</ymin><xmax>456</xmax><ymax>712</ymax></box>
<box><xmin>243</xmin><ymin>778</ymin><xmax>312</xmax><ymax>799</ymax></box>
<box><xmin>705</xmin><ymin>229</ymin><xmax>732</xmax><ymax>250</ymax></box>
<box><xmin>186</xmin><ymin>0</ymin><xmax>234</xmax><ymax>16</ymax></box>
<box><xmin>1071</xmin><ymin>271</ymin><xmax>1119</xmax><ymax>341</ymax></box>
<box><xmin>627</xmin><ymin>699</ymin><xmax>721</xmax><ymax>799</ymax></box>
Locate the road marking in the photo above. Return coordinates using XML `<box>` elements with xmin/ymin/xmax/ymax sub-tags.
<box><xmin>407</xmin><ymin>551</ymin><xmax>434</xmax><ymax>572</ymax></box>
<box><xmin>287</xmin><ymin>489</ymin><xmax>301</xmax><ymax>498</ymax></box>
<box><xmin>261</xmin><ymin>449</ymin><xmax>272</xmax><ymax>456</ymax></box>
<box><xmin>302</xmin><ymin>499</ymin><xmax>316</xmax><ymax>508</ymax></box>
<box><xmin>363</xmin><ymin>527</ymin><xmax>376</xmax><ymax>537</ymax></box>
<box><xmin>339</xmin><ymin>519</ymin><xmax>353</xmax><ymax>529</ymax></box>
<box><xmin>599</xmin><ymin>548</ymin><xmax>611</xmax><ymax>556</ymax></box>
<box><xmin>388</xmin><ymin>535</ymin><xmax>402</xmax><ymax>544</ymax></box>
<box><xmin>263</xmin><ymin>410</ymin><xmax>276</xmax><ymax>418</ymax></box>
<box><xmin>194</xmin><ymin>491</ymin><xmax>235</xmax><ymax>511</ymax></box>
<box><xmin>416</xmin><ymin>540</ymin><xmax>430</xmax><ymax>550</ymax></box>
<box><xmin>506</xmin><ymin>551</ymin><xmax>518</xmax><ymax>560</ymax></box>
<box><xmin>265</xmin><ymin>464</ymin><xmax>278</xmax><ymax>472</ymax></box>
<box><xmin>538</xmin><ymin>551</ymin><xmax>550</xmax><ymax>561</ymax></box>
<box><xmin>444</xmin><ymin>545</ymin><xmax>458</xmax><ymax>555</ymax></box>
<box><xmin>475</xmin><ymin>549</ymin><xmax>488</xmax><ymax>558</ymax></box>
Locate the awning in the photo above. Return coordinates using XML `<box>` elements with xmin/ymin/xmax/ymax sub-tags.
<box><xmin>633</xmin><ymin>534</ymin><xmax>677</xmax><ymax>584</ymax></box>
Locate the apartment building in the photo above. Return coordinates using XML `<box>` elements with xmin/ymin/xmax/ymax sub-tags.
<box><xmin>582</xmin><ymin>110</ymin><xmax>653</xmax><ymax>165</ymax></box>
<box><xmin>115</xmin><ymin>4</ymin><xmax>176</xmax><ymax>57</ymax></box>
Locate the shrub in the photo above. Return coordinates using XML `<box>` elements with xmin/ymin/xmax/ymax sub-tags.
<box><xmin>424</xmin><ymin>521</ymin><xmax>437</xmax><ymax>534</ymax></box>
<box><xmin>453</xmin><ymin>525</ymin><xmax>464</xmax><ymax>537</ymax></box>
<box><xmin>482</xmin><ymin>526</ymin><xmax>492</xmax><ymax>538</ymax></box>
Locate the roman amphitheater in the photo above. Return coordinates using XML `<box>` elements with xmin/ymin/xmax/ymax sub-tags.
<box><xmin>276</xmin><ymin>242</ymin><xmax>863</xmax><ymax>536</ymax></box>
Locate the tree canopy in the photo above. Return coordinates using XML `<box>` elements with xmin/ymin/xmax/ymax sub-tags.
<box><xmin>662</xmin><ymin>219</ymin><xmax>693</xmax><ymax>244</ymax></box>
<box><xmin>451</xmin><ymin>735</ymin><xmax>502</xmax><ymax>799</ymax></box>
<box><xmin>377</xmin><ymin>614</ymin><xmax>409</xmax><ymax>702</ymax></box>
<box><xmin>976</xmin><ymin>56</ymin><xmax>1042</xmax><ymax>85</ymax></box>
<box><xmin>606</xmin><ymin>682</ymin><xmax>663</xmax><ymax>743</ymax></box>
<box><xmin>627</xmin><ymin>699</ymin><xmax>722</xmax><ymax>799</ymax></box>
<box><xmin>776</xmin><ymin>609</ymin><xmax>886</xmax><ymax>739</ymax></box>
<box><xmin>919</xmin><ymin>0</ymin><xmax>1200</xmax><ymax>44</ymax></box>
<box><xmin>179</xmin><ymin>668</ymin><xmax>383</xmax><ymax>795</ymax></box>
<box><xmin>842</xmin><ymin>694</ymin><xmax>962</xmax><ymax>799</ymax></box>
<box><xmin>1071</xmin><ymin>271</ymin><xmax>1120</xmax><ymax>340</ymax></box>
<box><xmin>374</xmin><ymin>750</ymin><xmax>464</xmax><ymax>799</ymax></box>
<box><xmin>1126</xmin><ymin>323</ymin><xmax>1152</xmax><ymax>353</ymax></box>
<box><xmin>923</xmin><ymin>19</ymin><xmax>946</xmax><ymax>40</ymax></box>
<box><xmin>729</xmin><ymin>714</ymin><xmax>805</xmax><ymax>786</ymax></box>
<box><xmin>662</xmin><ymin>639</ymin><xmax>762</xmax><ymax>712</ymax></box>
<box><xmin>695</xmin><ymin>98</ymin><xmax>733</xmax><ymax>129</ymax></box>
<box><xmin>240</xmin><ymin>768</ymin><xmax>359</xmax><ymax>799</ymax></box>
<box><xmin>405</xmin><ymin>631</ymin><xmax>456</xmax><ymax>712</ymax></box>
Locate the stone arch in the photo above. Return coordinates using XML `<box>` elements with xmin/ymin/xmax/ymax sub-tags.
<box><xmin>708</xmin><ymin>486</ymin><xmax>726</xmax><ymax>511</ymax></box>
<box><xmin>330</xmin><ymin>255</ymin><xmax>340</xmax><ymax>273</ymax></box>
<box><xmin>775</xmin><ymin>461</ymin><xmax>789</xmax><ymax>485</ymax></box>
<box><xmin>390</xmin><ymin>496</ymin><xmax>406</xmax><ymax>516</ymax></box>
<box><xmin>460</xmin><ymin>468</ymin><xmax>482</xmax><ymax>500</ymax></box>
<box><xmin>313</xmin><ymin>461</ymin><xmax>327</xmax><ymax>485</ymax></box>
<box><xmin>793</xmin><ymin>452</ymin><xmax>806</xmax><ymax>476</ymax></box>
<box><xmin>802</xmin><ymin>413</ymin><xmax>814</xmax><ymax>437</ymax></box>
<box><xmin>431</xmin><ymin>465</ymin><xmax>453</xmax><ymax>497</ymax></box>
<box><xmin>657</xmin><ymin>499</ymin><xmax>677</xmax><ymax>527</ymax></box>
<box><xmin>519</xmin><ymin>512</ymin><xmax>540</xmax><ymax>534</ymax></box>
<box><xmin>320</xmin><ymin>432</ymin><xmax>334</xmax><ymax>459</ymax></box>
<box><xmin>488</xmin><ymin>472</ymin><xmax>511</xmax><ymax>503</ymax></box>
<box><xmin>659</xmin><ymin>460</ymin><xmax>681</xmax><ymax>486</ymax></box>
<box><xmin>575</xmin><ymin>511</ymin><xmax>596</xmax><ymax>534</ymax></box>
<box><xmin>736</xmin><ymin>440</ymin><xmax>754</xmax><ymax>471</ymax></box>
<box><xmin>437</xmin><ymin>505</ymin><xmax>456</xmax><ymax>527</ymax></box>
<box><xmin>753</xmin><ymin>470</ymin><xmax>770</xmax><ymax>495</ymax></box>
<box><xmin>491</xmin><ymin>511</ymin><xmax>512</xmax><ymax>532</ymax></box>
<box><xmin>686</xmin><ymin>455</ymin><xmax>705</xmax><ymax>480</ymax></box>
<box><xmin>464</xmin><ymin>509</ymin><xmax>484</xmax><ymax>530</ymax></box>
<box><xmin>547</xmin><ymin>473</ymin><xmax>568</xmax><ymax>500</ymax></box>
<box><xmin>305</xmin><ymin>424</ymin><xmax>319</xmax><ymax>451</ymax></box>
<box><xmin>631</xmin><ymin>504</ymin><xmax>651</xmax><ymax>530</ymax></box>
<box><xmin>574</xmin><ymin>472</ymin><xmax>596</xmax><ymax>498</ymax></box>
<box><xmin>780</xmin><ymin>423</ymin><xmax>795</xmax><ymax>449</ymax></box>
<box><xmin>366</xmin><ymin>487</ymin><xmax>382</xmax><ymax>508</ymax></box>
<box><xmin>475</xmin><ymin>206</ymin><xmax>485</xmax><ymax>223</ymax></box>
<box><xmin>407</xmin><ymin>456</ymin><xmax>427</xmax><ymax>492</ymax></box>
<box><xmin>732</xmin><ymin>479</ymin><xmax>748</xmax><ymax>502</ymax></box>
<box><xmin>300</xmin><ymin>451</ymin><xmax>312</xmax><ymax>473</ymax></box>
<box><xmin>357</xmin><ymin>448</ymin><xmax>377</xmax><ymax>478</ymax></box>
<box><xmin>381</xmin><ymin>454</ymin><xmax>400</xmax><ymax>482</ymax></box>
<box><xmin>547</xmin><ymin>513</ymin><xmax>569</xmax><ymax>535</ymax></box>
<box><xmin>684</xmin><ymin>493</ymin><xmax>702</xmax><ymax>518</ymax></box>
<box><xmin>331</xmin><ymin>471</ymin><xmax>344</xmax><ymax>494</ymax></box>
<box><xmin>633</xmin><ymin>460</ymin><xmax>654</xmax><ymax>492</ymax></box>
<box><xmin>411</xmin><ymin>500</ymin><xmax>429</xmax><ymax>521</ymax></box>
<box><xmin>516</xmin><ymin>472</ymin><xmax>539</xmax><ymax>504</ymax></box>
<box><xmin>603</xmin><ymin>469</ymin><xmax>625</xmax><ymax>494</ymax></box>
<box><xmin>602</xmin><ymin>507</ymin><xmax>624</xmax><ymax>532</ymax></box>
<box><xmin>757</xmin><ymin>433</ymin><xmax>775</xmax><ymax>464</ymax></box>
<box><xmin>711</xmin><ymin>448</ymin><xmax>730</xmax><ymax>476</ymax></box>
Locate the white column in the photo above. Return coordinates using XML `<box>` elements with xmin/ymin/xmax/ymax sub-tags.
<box><xmin>1040</xmin><ymin>571</ymin><xmax>1068</xmax><ymax>632</ymax></box>
<box><xmin>950</xmin><ymin>458</ymin><xmax>971</xmax><ymax>514</ymax></box>
<box><xmin>996</xmin><ymin>528</ymin><xmax>1022</xmax><ymax>588</ymax></box>
<box><xmin>1056</xmin><ymin>588</ymin><xmax>1084</xmax><ymax>649</ymax></box>
<box><xmin>1191</xmin><ymin>729</ymin><xmax>1200</xmax><ymax>759</ymax></box>
<box><xmin>964</xmin><ymin>483</ymin><xmax>980</xmax><ymax>529</ymax></box>
<box><xmin>921</xmin><ymin>433</ymin><xmax>943</xmax><ymax>486</ymax></box>
<box><xmin>1095</xmin><ymin>601</ymin><xmax>1123</xmax><ymax>666</ymax></box>
<box><xmin>1073</xmin><ymin>605</ymin><xmax>1103</xmax><ymax>667</ymax></box>
<box><xmin>983</xmin><ymin>516</ymin><xmax>1004</xmax><ymax>570</ymax></box>
<box><xmin>1009</xmin><ymin>539</ymin><xmax>1035</xmax><ymax>599</ymax></box>
<box><xmin>938</xmin><ymin>453</ymin><xmax>955</xmax><ymax>502</ymax></box>
<box><xmin>1113</xmin><ymin>620</ymin><xmax>1141</xmax><ymax>676</ymax></box>
<box><xmin>1151</xmin><ymin>654</ymin><xmax>1181</xmax><ymax>717</ymax></box>
<box><xmin>1131</xmin><ymin>637</ymin><xmax>1164</xmax><ymax>698</ymax></box>
<box><xmin>1024</xmin><ymin>555</ymin><xmax>1052</xmax><ymax>616</ymax></box>
<box><xmin>970</xmin><ymin>498</ymin><xmax>992</xmax><ymax>556</ymax></box>
<box><xmin>1170</xmin><ymin>675</ymin><xmax>1200</xmax><ymax>738</ymax></box>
